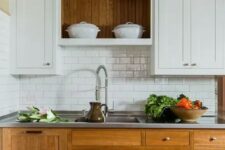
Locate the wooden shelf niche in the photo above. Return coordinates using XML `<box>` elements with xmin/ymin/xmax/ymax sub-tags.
<box><xmin>61</xmin><ymin>0</ymin><xmax>151</xmax><ymax>39</ymax></box>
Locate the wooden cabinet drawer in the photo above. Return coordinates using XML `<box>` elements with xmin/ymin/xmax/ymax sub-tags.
<box><xmin>194</xmin><ymin>146</ymin><xmax>225</xmax><ymax>150</ymax></box>
<box><xmin>72</xmin><ymin>129</ymin><xmax>142</xmax><ymax>146</ymax></box>
<box><xmin>194</xmin><ymin>130</ymin><xmax>225</xmax><ymax>146</ymax></box>
<box><xmin>72</xmin><ymin>146</ymin><xmax>145</xmax><ymax>150</ymax></box>
<box><xmin>146</xmin><ymin>147</ymin><xmax>190</xmax><ymax>150</ymax></box>
<box><xmin>146</xmin><ymin>130</ymin><xmax>190</xmax><ymax>146</ymax></box>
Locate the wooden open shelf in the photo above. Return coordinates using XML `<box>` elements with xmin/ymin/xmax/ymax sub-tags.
<box><xmin>61</xmin><ymin>0</ymin><xmax>151</xmax><ymax>39</ymax></box>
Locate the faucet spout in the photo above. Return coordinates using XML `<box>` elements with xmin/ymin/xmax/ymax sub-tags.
<box><xmin>95</xmin><ymin>65</ymin><xmax>108</xmax><ymax>116</ymax></box>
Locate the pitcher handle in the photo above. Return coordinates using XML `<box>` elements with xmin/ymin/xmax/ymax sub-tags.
<box><xmin>101</xmin><ymin>104</ymin><xmax>108</xmax><ymax>117</ymax></box>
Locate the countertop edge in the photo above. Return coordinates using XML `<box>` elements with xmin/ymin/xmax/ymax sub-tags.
<box><xmin>0</xmin><ymin>122</ymin><xmax>224</xmax><ymax>129</ymax></box>
<box><xmin>0</xmin><ymin>111</ymin><xmax>224</xmax><ymax>129</ymax></box>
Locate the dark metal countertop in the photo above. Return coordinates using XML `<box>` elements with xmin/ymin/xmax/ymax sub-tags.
<box><xmin>0</xmin><ymin>111</ymin><xmax>225</xmax><ymax>129</ymax></box>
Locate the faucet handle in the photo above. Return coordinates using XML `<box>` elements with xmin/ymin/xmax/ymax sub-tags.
<box><xmin>95</xmin><ymin>88</ymin><xmax>100</xmax><ymax>101</ymax></box>
<box><xmin>82</xmin><ymin>109</ymin><xmax>87</xmax><ymax>117</ymax></box>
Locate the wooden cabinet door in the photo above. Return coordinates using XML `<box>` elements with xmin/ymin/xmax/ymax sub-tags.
<box><xmin>10</xmin><ymin>0</ymin><xmax>56</xmax><ymax>74</ymax></box>
<box><xmin>2</xmin><ymin>128</ymin><xmax>68</xmax><ymax>150</ymax></box>
<box><xmin>71</xmin><ymin>129</ymin><xmax>143</xmax><ymax>150</ymax></box>
<box><xmin>189</xmin><ymin>0</ymin><xmax>225</xmax><ymax>69</ymax></box>
<box><xmin>156</xmin><ymin>0</ymin><xmax>188</xmax><ymax>69</ymax></box>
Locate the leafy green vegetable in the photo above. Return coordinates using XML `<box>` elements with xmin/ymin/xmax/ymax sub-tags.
<box><xmin>27</xmin><ymin>106</ymin><xmax>39</xmax><ymax>113</ymax></box>
<box><xmin>17</xmin><ymin>113</ymin><xmax>31</xmax><ymax>122</ymax></box>
<box><xmin>46</xmin><ymin>110</ymin><xmax>57</xmax><ymax>120</ymax></box>
<box><xmin>145</xmin><ymin>94</ymin><xmax>178</xmax><ymax>121</ymax></box>
<box><xmin>17</xmin><ymin>106</ymin><xmax>68</xmax><ymax>123</ymax></box>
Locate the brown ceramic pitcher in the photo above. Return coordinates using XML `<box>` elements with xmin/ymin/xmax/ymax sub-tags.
<box><xmin>86</xmin><ymin>102</ymin><xmax>106</xmax><ymax>122</ymax></box>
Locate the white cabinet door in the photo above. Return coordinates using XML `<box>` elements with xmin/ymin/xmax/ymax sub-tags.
<box><xmin>190</xmin><ymin>0</ymin><xmax>224</xmax><ymax>69</ymax></box>
<box><xmin>157</xmin><ymin>0</ymin><xmax>188</xmax><ymax>69</ymax></box>
<box><xmin>11</xmin><ymin>0</ymin><xmax>57</xmax><ymax>74</ymax></box>
<box><xmin>16</xmin><ymin>0</ymin><xmax>46</xmax><ymax>68</ymax></box>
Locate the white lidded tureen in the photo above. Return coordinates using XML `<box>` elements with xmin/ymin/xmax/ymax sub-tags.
<box><xmin>112</xmin><ymin>22</ymin><xmax>145</xmax><ymax>38</ymax></box>
<box><xmin>66</xmin><ymin>22</ymin><xmax>100</xmax><ymax>38</ymax></box>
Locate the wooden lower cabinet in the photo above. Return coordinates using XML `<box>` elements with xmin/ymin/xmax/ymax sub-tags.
<box><xmin>0</xmin><ymin>128</ymin><xmax>2</xmax><ymax>150</ymax></box>
<box><xmin>2</xmin><ymin>128</ymin><xmax>68</xmax><ymax>150</ymax></box>
<box><xmin>193</xmin><ymin>130</ymin><xmax>225</xmax><ymax>150</ymax></box>
<box><xmin>3</xmin><ymin>128</ymin><xmax>225</xmax><ymax>150</ymax></box>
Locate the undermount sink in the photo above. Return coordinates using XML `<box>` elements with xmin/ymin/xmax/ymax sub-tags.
<box><xmin>74</xmin><ymin>116</ymin><xmax>140</xmax><ymax>123</ymax></box>
<box><xmin>105</xmin><ymin>117</ymin><xmax>139</xmax><ymax>123</ymax></box>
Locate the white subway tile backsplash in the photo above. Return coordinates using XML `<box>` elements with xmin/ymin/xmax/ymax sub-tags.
<box><xmin>119</xmin><ymin>58</ymin><xmax>131</xmax><ymax>64</ymax></box>
<box><xmin>20</xmin><ymin>46</ymin><xmax>217</xmax><ymax>114</ymax></box>
<box><xmin>126</xmin><ymin>64</ymin><xmax>141</xmax><ymax>71</ymax></box>
<box><xmin>133</xmin><ymin>58</ymin><xmax>140</xmax><ymax>64</ymax></box>
<box><xmin>189</xmin><ymin>85</ymin><xmax>215</xmax><ymax>92</ymax></box>
<box><xmin>16</xmin><ymin>46</ymin><xmax>218</xmax><ymax>116</ymax></box>
<box><xmin>2</xmin><ymin>25</ymin><xmax>212</xmax><ymax>117</ymax></box>
<box><xmin>64</xmin><ymin>57</ymin><xmax>79</xmax><ymax>64</ymax></box>
<box><xmin>112</xmin><ymin>64</ymin><xmax>127</xmax><ymax>71</ymax></box>
<box><xmin>85</xmin><ymin>49</ymin><xmax>99</xmax><ymax>56</ymax></box>
<box><xmin>78</xmin><ymin>57</ymin><xmax>95</xmax><ymax>64</ymax></box>
<box><xmin>133</xmin><ymin>71</ymin><xmax>148</xmax><ymax>78</ymax></box>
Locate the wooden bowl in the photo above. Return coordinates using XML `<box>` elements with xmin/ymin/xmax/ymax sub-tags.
<box><xmin>170</xmin><ymin>107</ymin><xmax>208</xmax><ymax>122</ymax></box>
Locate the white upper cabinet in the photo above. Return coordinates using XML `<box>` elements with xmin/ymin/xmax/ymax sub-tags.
<box><xmin>10</xmin><ymin>0</ymin><xmax>58</xmax><ymax>74</ymax></box>
<box><xmin>152</xmin><ymin>0</ymin><xmax>225</xmax><ymax>75</ymax></box>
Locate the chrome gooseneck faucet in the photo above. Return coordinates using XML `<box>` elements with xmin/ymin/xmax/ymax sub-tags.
<box><xmin>95</xmin><ymin>65</ymin><xmax>108</xmax><ymax>116</ymax></box>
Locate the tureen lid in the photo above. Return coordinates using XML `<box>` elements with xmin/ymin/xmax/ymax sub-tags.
<box><xmin>114</xmin><ymin>22</ymin><xmax>144</xmax><ymax>30</ymax></box>
<box><xmin>68</xmin><ymin>22</ymin><xmax>100</xmax><ymax>30</ymax></box>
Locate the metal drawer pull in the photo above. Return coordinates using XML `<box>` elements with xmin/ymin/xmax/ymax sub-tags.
<box><xmin>210</xmin><ymin>137</ymin><xmax>217</xmax><ymax>141</ymax></box>
<box><xmin>163</xmin><ymin>137</ymin><xmax>171</xmax><ymax>141</ymax></box>
<box><xmin>183</xmin><ymin>63</ymin><xmax>189</xmax><ymax>66</ymax></box>
<box><xmin>25</xmin><ymin>131</ymin><xmax>43</xmax><ymax>134</ymax></box>
<box><xmin>43</xmin><ymin>62</ymin><xmax>51</xmax><ymax>66</ymax></box>
<box><xmin>191</xmin><ymin>63</ymin><xmax>197</xmax><ymax>66</ymax></box>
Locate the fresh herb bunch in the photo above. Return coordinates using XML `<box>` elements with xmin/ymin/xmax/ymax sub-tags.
<box><xmin>145</xmin><ymin>94</ymin><xmax>178</xmax><ymax>122</ymax></box>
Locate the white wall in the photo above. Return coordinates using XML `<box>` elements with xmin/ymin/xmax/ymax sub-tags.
<box><xmin>0</xmin><ymin>10</ymin><xmax>19</xmax><ymax>116</ymax></box>
<box><xmin>19</xmin><ymin>46</ymin><xmax>217</xmax><ymax>115</ymax></box>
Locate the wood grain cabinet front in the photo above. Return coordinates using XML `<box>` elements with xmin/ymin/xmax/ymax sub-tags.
<box><xmin>0</xmin><ymin>128</ymin><xmax>2</xmax><ymax>150</ymax></box>
<box><xmin>146</xmin><ymin>130</ymin><xmax>190</xmax><ymax>150</ymax></box>
<box><xmin>71</xmin><ymin>129</ymin><xmax>144</xmax><ymax>150</ymax></box>
<box><xmin>2</xmin><ymin>128</ymin><xmax>68</xmax><ymax>150</ymax></box>
<box><xmin>193</xmin><ymin>130</ymin><xmax>225</xmax><ymax>150</ymax></box>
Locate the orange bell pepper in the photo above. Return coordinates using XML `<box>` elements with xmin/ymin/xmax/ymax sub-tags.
<box><xmin>176</xmin><ymin>98</ymin><xmax>192</xmax><ymax>109</ymax></box>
